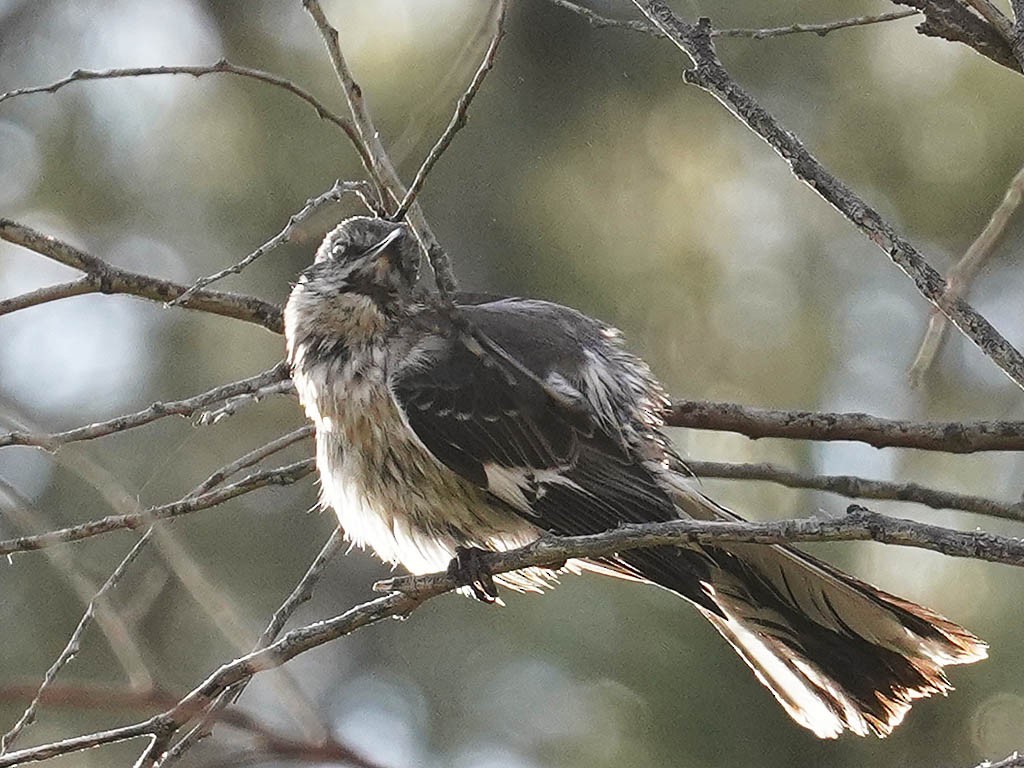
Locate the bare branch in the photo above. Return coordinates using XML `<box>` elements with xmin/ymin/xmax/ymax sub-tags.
<box><xmin>0</xmin><ymin>61</ymin><xmax>380</xmax><ymax>178</ymax></box>
<box><xmin>909</xmin><ymin>161</ymin><xmax>1024</xmax><ymax>385</ymax></box>
<box><xmin>380</xmin><ymin>506</ymin><xmax>1024</xmax><ymax>594</ymax></box>
<box><xmin>0</xmin><ymin>459</ymin><xmax>314</xmax><ymax>557</ymax></box>
<box><xmin>186</xmin><ymin>426</ymin><xmax>313</xmax><ymax>498</ymax></box>
<box><xmin>0</xmin><ymin>531</ymin><xmax>153</xmax><ymax>754</ymax></box>
<box><xmin>668</xmin><ymin>400</ymin><xmax>1024</xmax><ymax>453</ymax></box>
<box><xmin>630</xmin><ymin>3</ymin><xmax>1024</xmax><ymax>391</ymax></box>
<box><xmin>394</xmin><ymin>0</ymin><xmax>509</xmax><ymax>220</ymax></box>
<box><xmin>0</xmin><ymin>278</ymin><xmax>98</xmax><ymax>317</ymax></box>
<box><xmin>0</xmin><ymin>683</ymin><xmax>385</xmax><ymax>768</ymax></box>
<box><xmin>169</xmin><ymin>180</ymin><xmax>378</xmax><ymax>306</ymax></box>
<box><xmin>0</xmin><ymin>219</ymin><xmax>283</xmax><ymax>332</ymax></box>
<box><xmin>159</xmin><ymin>527</ymin><xmax>345</xmax><ymax>765</ymax></box>
<box><xmin>302</xmin><ymin>0</ymin><xmax>458</xmax><ymax>296</ymax></box>
<box><xmin>962</xmin><ymin>0</ymin><xmax>1016</xmax><ymax>42</ymax></box>
<box><xmin>195</xmin><ymin>379</ymin><xmax>296</xmax><ymax>426</ymax></box>
<box><xmin>545</xmin><ymin>0</ymin><xmax>659</xmax><ymax>33</ymax></box>
<box><xmin>715</xmin><ymin>10</ymin><xmax>922</xmax><ymax>38</ymax></box>
<box><xmin>1013</xmin><ymin>0</ymin><xmax>1024</xmax><ymax>69</ymax></box>
<box><xmin>0</xmin><ymin>720</ymin><xmax>158</xmax><ymax>768</ymax></box>
<box><xmin>0</xmin><ymin>483</ymin><xmax>154</xmax><ymax>752</ymax></box>
<box><xmin>546</xmin><ymin>1</ymin><xmax>920</xmax><ymax>39</ymax></box>
<box><xmin>0</xmin><ymin>364</ymin><xmax>290</xmax><ymax>450</ymax></box>
<box><xmin>1</xmin><ymin>505</ymin><xmax>1020</xmax><ymax>767</ymax></box>
<box><xmin>894</xmin><ymin>0</ymin><xmax>1020</xmax><ymax>72</ymax></box>
<box><xmin>154</xmin><ymin>434</ymin><xmax>331</xmax><ymax>762</ymax></box>
<box><xmin>688</xmin><ymin>460</ymin><xmax>1024</xmax><ymax>522</ymax></box>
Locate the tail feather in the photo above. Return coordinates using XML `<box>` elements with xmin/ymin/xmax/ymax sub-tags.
<box><xmin>619</xmin><ymin>486</ymin><xmax>987</xmax><ymax>738</ymax></box>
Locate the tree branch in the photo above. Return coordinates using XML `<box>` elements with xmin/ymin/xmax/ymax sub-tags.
<box><xmin>1</xmin><ymin>505</ymin><xmax>1020</xmax><ymax>767</ymax></box>
<box><xmin>962</xmin><ymin>0</ymin><xmax>1017</xmax><ymax>43</ymax></box>
<box><xmin>0</xmin><ymin>460</ymin><xmax>314</xmax><ymax>557</ymax></box>
<box><xmin>546</xmin><ymin>1</ymin><xmax>921</xmax><ymax>39</ymax></box>
<box><xmin>629</xmin><ymin>2</ymin><xmax>1024</xmax><ymax>391</ymax></box>
<box><xmin>909</xmin><ymin>162</ymin><xmax>1024</xmax><ymax>385</ymax></box>
<box><xmin>195</xmin><ymin>379</ymin><xmax>296</xmax><ymax>426</ymax></box>
<box><xmin>0</xmin><ymin>532</ymin><xmax>152</xmax><ymax>753</ymax></box>
<box><xmin>688</xmin><ymin>460</ymin><xmax>1024</xmax><ymax>522</ymax></box>
<box><xmin>157</xmin><ymin>526</ymin><xmax>346</xmax><ymax>765</ymax></box>
<box><xmin>0</xmin><ymin>278</ymin><xmax>98</xmax><ymax>317</ymax></box>
<box><xmin>668</xmin><ymin>399</ymin><xmax>1024</xmax><ymax>453</ymax></box>
<box><xmin>186</xmin><ymin>426</ymin><xmax>313</xmax><ymax>499</ymax></box>
<box><xmin>715</xmin><ymin>10</ymin><xmax>922</xmax><ymax>39</ymax></box>
<box><xmin>0</xmin><ymin>219</ymin><xmax>283</xmax><ymax>332</ymax></box>
<box><xmin>0</xmin><ymin>364</ymin><xmax>290</xmax><ymax>450</ymax></box>
<box><xmin>169</xmin><ymin>180</ymin><xmax>378</xmax><ymax>306</ymax></box>
<box><xmin>893</xmin><ymin>0</ymin><xmax>1021</xmax><ymax>72</ymax></box>
<box><xmin>1013</xmin><ymin>0</ymin><xmax>1024</xmax><ymax>70</ymax></box>
<box><xmin>0</xmin><ymin>683</ymin><xmax>385</xmax><ymax>768</ymax></box>
<box><xmin>0</xmin><ymin>60</ymin><xmax>379</xmax><ymax>181</ymax></box>
<box><xmin>394</xmin><ymin>0</ymin><xmax>509</xmax><ymax>220</ymax></box>
<box><xmin>980</xmin><ymin>753</ymin><xmax>1024</xmax><ymax>768</ymax></box>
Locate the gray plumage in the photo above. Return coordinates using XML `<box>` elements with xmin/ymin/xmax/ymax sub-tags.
<box><xmin>284</xmin><ymin>216</ymin><xmax>986</xmax><ymax>739</ymax></box>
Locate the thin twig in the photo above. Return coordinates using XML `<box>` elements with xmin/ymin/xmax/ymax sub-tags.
<box><xmin>158</xmin><ymin>527</ymin><xmax>346</xmax><ymax>765</ymax></box>
<box><xmin>668</xmin><ymin>400</ymin><xmax>1024</xmax><ymax>453</ymax></box>
<box><xmin>909</xmin><ymin>161</ymin><xmax>1024</xmax><ymax>385</ymax></box>
<box><xmin>0</xmin><ymin>364</ymin><xmax>290</xmax><ymax>450</ymax></box>
<box><xmin>0</xmin><ymin>459</ymin><xmax>315</xmax><ymax>557</ymax></box>
<box><xmin>0</xmin><ymin>61</ymin><xmax>378</xmax><ymax>179</ymax></box>
<box><xmin>1</xmin><ymin>397</ymin><xmax>315</xmax><ymax>749</ymax></box>
<box><xmin>148</xmin><ymin>523</ymin><xmax>331</xmax><ymax>764</ymax></box>
<box><xmin>0</xmin><ymin>278</ymin><xmax>98</xmax><ymax>317</ymax></box>
<box><xmin>0</xmin><ymin>683</ymin><xmax>385</xmax><ymax>768</ymax></box>
<box><xmin>152</xmin><ymin>433</ymin><xmax>330</xmax><ymax>762</ymax></box>
<box><xmin>0</xmin><ymin>219</ymin><xmax>283</xmax><ymax>332</ymax></box>
<box><xmin>630</xmin><ymin>2</ymin><xmax>1024</xmax><ymax>391</ymax></box>
<box><xmin>186</xmin><ymin>426</ymin><xmax>313</xmax><ymax>498</ymax></box>
<box><xmin>1</xmin><ymin>504</ymin><xmax>1020</xmax><ymax>768</ymax></box>
<box><xmin>394</xmin><ymin>0</ymin><xmax>508</xmax><ymax>220</ymax></box>
<box><xmin>546</xmin><ymin>1</ymin><xmax>920</xmax><ymax>39</ymax></box>
<box><xmin>0</xmin><ymin>531</ymin><xmax>153</xmax><ymax>754</ymax></box>
<box><xmin>169</xmin><ymin>180</ymin><xmax>376</xmax><ymax>306</ymax></box>
<box><xmin>196</xmin><ymin>379</ymin><xmax>296</xmax><ymax>426</ymax></box>
<box><xmin>302</xmin><ymin>0</ymin><xmax>459</xmax><ymax>296</ymax></box>
<box><xmin>716</xmin><ymin>10</ymin><xmax>922</xmax><ymax>38</ymax></box>
<box><xmin>688</xmin><ymin>459</ymin><xmax>1024</xmax><ymax>522</ymax></box>
<box><xmin>0</xmin><ymin>483</ymin><xmax>154</xmax><ymax>752</ymax></box>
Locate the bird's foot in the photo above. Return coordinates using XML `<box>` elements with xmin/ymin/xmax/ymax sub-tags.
<box><xmin>448</xmin><ymin>546</ymin><xmax>499</xmax><ymax>604</ymax></box>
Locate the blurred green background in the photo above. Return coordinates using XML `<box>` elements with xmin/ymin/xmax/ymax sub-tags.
<box><xmin>2</xmin><ymin>1</ymin><xmax>1024</xmax><ymax>766</ymax></box>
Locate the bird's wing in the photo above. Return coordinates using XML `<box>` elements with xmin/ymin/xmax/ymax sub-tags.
<box><xmin>391</xmin><ymin>297</ymin><xmax>725</xmax><ymax>608</ymax></box>
<box><xmin>389</xmin><ymin>299</ymin><xmax>680</xmax><ymax>530</ymax></box>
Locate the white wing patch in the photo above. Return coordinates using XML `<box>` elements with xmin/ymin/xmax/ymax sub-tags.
<box><xmin>483</xmin><ymin>463</ymin><xmax>585</xmax><ymax>515</ymax></box>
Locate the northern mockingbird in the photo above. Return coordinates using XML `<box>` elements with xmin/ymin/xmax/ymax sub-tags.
<box><xmin>284</xmin><ymin>216</ymin><xmax>986</xmax><ymax>739</ymax></box>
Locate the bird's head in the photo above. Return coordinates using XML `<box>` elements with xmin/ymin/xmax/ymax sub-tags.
<box><xmin>285</xmin><ymin>217</ymin><xmax>421</xmax><ymax>356</ymax></box>
<box><xmin>307</xmin><ymin>216</ymin><xmax>420</xmax><ymax>302</ymax></box>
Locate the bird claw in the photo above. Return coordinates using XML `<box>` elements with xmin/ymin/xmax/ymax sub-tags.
<box><xmin>448</xmin><ymin>546</ymin><xmax>499</xmax><ymax>603</ymax></box>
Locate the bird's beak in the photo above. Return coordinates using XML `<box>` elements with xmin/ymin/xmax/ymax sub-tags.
<box><xmin>363</xmin><ymin>227</ymin><xmax>405</xmax><ymax>267</ymax></box>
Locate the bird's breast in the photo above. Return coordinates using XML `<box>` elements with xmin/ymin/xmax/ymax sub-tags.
<box><xmin>295</xmin><ymin>345</ymin><xmax>538</xmax><ymax>573</ymax></box>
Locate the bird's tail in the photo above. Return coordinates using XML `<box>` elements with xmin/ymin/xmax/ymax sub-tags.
<box><xmin>619</xmin><ymin>487</ymin><xmax>987</xmax><ymax>738</ymax></box>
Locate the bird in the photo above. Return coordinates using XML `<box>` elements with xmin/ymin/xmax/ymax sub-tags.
<box><xmin>283</xmin><ymin>215</ymin><xmax>987</xmax><ymax>739</ymax></box>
